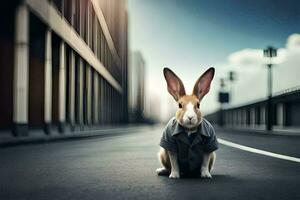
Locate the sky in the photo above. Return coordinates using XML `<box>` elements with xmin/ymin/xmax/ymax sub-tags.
<box><xmin>127</xmin><ymin>0</ymin><xmax>300</xmax><ymax>121</ymax></box>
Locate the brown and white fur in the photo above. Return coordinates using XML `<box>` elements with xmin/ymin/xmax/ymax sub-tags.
<box><xmin>156</xmin><ymin>67</ymin><xmax>216</xmax><ymax>179</ymax></box>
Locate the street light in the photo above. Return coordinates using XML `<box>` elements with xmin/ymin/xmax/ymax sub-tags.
<box><xmin>229</xmin><ymin>71</ymin><xmax>236</xmax><ymax>82</ymax></box>
<box><xmin>263</xmin><ymin>46</ymin><xmax>277</xmax><ymax>131</ymax></box>
<box><xmin>220</xmin><ymin>78</ymin><xmax>226</xmax><ymax>89</ymax></box>
<box><xmin>218</xmin><ymin>78</ymin><xmax>229</xmax><ymax>127</ymax></box>
<box><xmin>228</xmin><ymin>71</ymin><xmax>236</xmax><ymax>102</ymax></box>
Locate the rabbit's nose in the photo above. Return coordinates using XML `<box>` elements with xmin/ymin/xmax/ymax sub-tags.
<box><xmin>188</xmin><ymin>117</ymin><xmax>193</xmax><ymax>120</ymax></box>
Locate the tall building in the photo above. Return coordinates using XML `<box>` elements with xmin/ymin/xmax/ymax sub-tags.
<box><xmin>129</xmin><ymin>51</ymin><xmax>145</xmax><ymax>122</ymax></box>
<box><xmin>0</xmin><ymin>0</ymin><xmax>128</xmax><ymax>136</ymax></box>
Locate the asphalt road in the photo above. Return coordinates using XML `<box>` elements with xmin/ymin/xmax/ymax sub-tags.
<box><xmin>1</xmin><ymin>126</ymin><xmax>300</xmax><ymax>200</ymax></box>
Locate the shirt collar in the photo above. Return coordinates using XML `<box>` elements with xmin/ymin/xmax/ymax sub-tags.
<box><xmin>171</xmin><ymin>120</ymin><xmax>209</xmax><ymax>137</ymax></box>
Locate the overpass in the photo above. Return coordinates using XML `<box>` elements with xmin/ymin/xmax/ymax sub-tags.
<box><xmin>206</xmin><ymin>87</ymin><xmax>300</xmax><ymax>134</ymax></box>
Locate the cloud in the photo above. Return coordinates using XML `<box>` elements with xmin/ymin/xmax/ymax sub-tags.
<box><xmin>287</xmin><ymin>33</ymin><xmax>300</xmax><ymax>50</ymax></box>
<box><xmin>228</xmin><ymin>48</ymin><xmax>264</xmax><ymax>67</ymax></box>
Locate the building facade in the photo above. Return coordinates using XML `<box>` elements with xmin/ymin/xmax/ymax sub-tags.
<box><xmin>0</xmin><ymin>0</ymin><xmax>128</xmax><ymax>136</ymax></box>
<box><xmin>129</xmin><ymin>51</ymin><xmax>145</xmax><ymax>122</ymax></box>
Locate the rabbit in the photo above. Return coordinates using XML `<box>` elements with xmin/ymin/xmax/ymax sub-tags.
<box><xmin>156</xmin><ymin>67</ymin><xmax>218</xmax><ymax>179</ymax></box>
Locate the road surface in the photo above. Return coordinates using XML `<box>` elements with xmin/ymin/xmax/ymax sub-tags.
<box><xmin>0</xmin><ymin>126</ymin><xmax>300</xmax><ymax>200</ymax></box>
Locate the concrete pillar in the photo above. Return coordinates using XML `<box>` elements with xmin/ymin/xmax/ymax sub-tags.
<box><xmin>99</xmin><ymin>77</ymin><xmax>104</xmax><ymax>124</ymax></box>
<box><xmin>110</xmin><ymin>88</ymin><xmax>115</xmax><ymax>123</ymax></box>
<box><xmin>261</xmin><ymin>106</ymin><xmax>266</xmax><ymax>125</ymax></box>
<box><xmin>243</xmin><ymin>110</ymin><xmax>247</xmax><ymax>127</ymax></box>
<box><xmin>69</xmin><ymin>50</ymin><xmax>75</xmax><ymax>129</ymax></box>
<box><xmin>86</xmin><ymin>2</ymin><xmax>90</xmax><ymax>47</ymax></box>
<box><xmin>58</xmin><ymin>41</ymin><xmax>66</xmax><ymax>133</ymax></box>
<box><xmin>44</xmin><ymin>29</ymin><xmax>52</xmax><ymax>134</ymax></box>
<box><xmin>113</xmin><ymin>92</ymin><xmax>116</xmax><ymax>123</ymax></box>
<box><xmin>93</xmin><ymin>13</ymin><xmax>98</xmax><ymax>56</ymax></box>
<box><xmin>276</xmin><ymin>103</ymin><xmax>284</xmax><ymax>127</ymax></box>
<box><xmin>86</xmin><ymin>65</ymin><xmax>92</xmax><ymax>125</ymax></box>
<box><xmin>102</xmin><ymin>80</ymin><xmax>106</xmax><ymax>124</ymax></box>
<box><xmin>97</xmin><ymin>77</ymin><xmax>101</xmax><ymax>123</ymax></box>
<box><xmin>237</xmin><ymin>110</ymin><xmax>242</xmax><ymax>126</ymax></box>
<box><xmin>70</xmin><ymin>0</ymin><xmax>75</xmax><ymax>26</ymax></box>
<box><xmin>78</xmin><ymin>58</ymin><xmax>84</xmax><ymax>126</ymax></box>
<box><xmin>79</xmin><ymin>0</ymin><xmax>84</xmax><ymax>37</ymax></box>
<box><xmin>68</xmin><ymin>0</ymin><xmax>75</xmax><ymax>130</ymax></box>
<box><xmin>13</xmin><ymin>4</ymin><xmax>29</xmax><ymax>136</ymax></box>
<box><xmin>250</xmin><ymin>108</ymin><xmax>255</xmax><ymax>128</ymax></box>
<box><xmin>106</xmin><ymin>85</ymin><xmax>110</xmax><ymax>124</ymax></box>
<box><xmin>93</xmin><ymin>73</ymin><xmax>99</xmax><ymax>124</ymax></box>
<box><xmin>109</xmin><ymin>87</ymin><xmax>112</xmax><ymax>123</ymax></box>
<box><xmin>78</xmin><ymin>0</ymin><xmax>84</xmax><ymax>128</ymax></box>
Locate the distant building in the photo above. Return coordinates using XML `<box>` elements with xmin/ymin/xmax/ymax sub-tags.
<box><xmin>0</xmin><ymin>0</ymin><xmax>128</xmax><ymax>136</ymax></box>
<box><xmin>145</xmin><ymin>95</ymin><xmax>162</xmax><ymax>123</ymax></box>
<box><xmin>129</xmin><ymin>51</ymin><xmax>145</xmax><ymax>122</ymax></box>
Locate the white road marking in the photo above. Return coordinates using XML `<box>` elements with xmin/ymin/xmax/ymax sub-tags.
<box><xmin>218</xmin><ymin>138</ymin><xmax>300</xmax><ymax>163</ymax></box>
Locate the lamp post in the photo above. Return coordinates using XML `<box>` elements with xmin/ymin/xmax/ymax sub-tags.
<box><xmin>218</xmin><ymin>78</ymin><xmax>228</xmax><ymax>127</ymax></box>
<box><xmin>263</xmin><ymin>46</ymin><xmax>277</xmax><ymax>131</ymax></box>
<box><xmin>218</xmin><ymin>73</ymin><xmax>236</xmax><ymax>127</ymax></box>
<box><xmin>228</xmin><ymin>71</ymin><xmax>236</xmax><ymax>102</ymax></box>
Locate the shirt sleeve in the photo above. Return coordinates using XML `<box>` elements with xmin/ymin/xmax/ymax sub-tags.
<box><xmin>159</xmin><ymin>119</ymin><xmax>178</xmax><ymax>153</ymax></box>
<box><xmin>203</xmin><ymin>124</ymin><xmax>219</xmax><ymax>153</ymax></box>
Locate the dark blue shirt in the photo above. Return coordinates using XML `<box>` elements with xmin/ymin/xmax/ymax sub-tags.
<box><xmin>159</xmin><ymin>117</ymin><xmax>219</xmax><ymax>173</ymax></box>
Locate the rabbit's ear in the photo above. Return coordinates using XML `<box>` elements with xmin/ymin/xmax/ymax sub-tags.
<box><xmin>193</xmin><ymin>67</ymin><xmax>215</xmax><ymax>100</ymax></box>
<box><xmin>163</xmin><ymin>68</ymin><xmax>186</xmax><ymax>101</ymax></box>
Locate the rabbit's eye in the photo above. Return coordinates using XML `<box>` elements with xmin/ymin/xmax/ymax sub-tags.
<box><xmin>179</xmin><ymin>103</ymin><xmax>183</xmax><ymax>108</ymax></box>
<box><xmin>196</xmin><ymin>102</ymin><xmax>200</xmax><ymax>108</ymax></box>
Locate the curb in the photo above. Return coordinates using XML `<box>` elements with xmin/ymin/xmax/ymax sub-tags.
<box><xmin>215</xmin><ymin>127</ymin><xmax>300</xmax><ymax>137</ymax></box>
<box><xmin>0</xmin><ymin>125</ymin><xmax>153</xmax><ymax>148</ymax></box>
